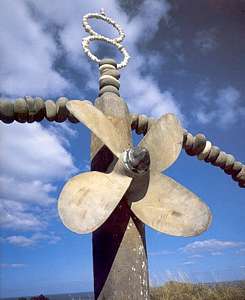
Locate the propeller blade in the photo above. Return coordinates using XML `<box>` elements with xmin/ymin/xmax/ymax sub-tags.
<box><xmin>128</xmin><ymin>173</ymin><xmax>212</xmax><ymax>237</ymax></box>
<box><xmin>66</xmin><ymin>100</ymin><xmax>129</xmax><ymax>157</ymax></box>
<box><xmin>58</xmin><ymin>170</ymin><xmax>132</xmax><ymax>234</ymax></box>
<box><xmin>139</xmin><ymin>114</ymin><xmax>183</xmax><ymax>172</ymax></box>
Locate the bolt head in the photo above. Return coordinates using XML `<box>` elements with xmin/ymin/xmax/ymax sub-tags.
<box><xmin>123</xmin><ymin>146</ymin><xmax>150</xmax><ymax>175</ymax></box>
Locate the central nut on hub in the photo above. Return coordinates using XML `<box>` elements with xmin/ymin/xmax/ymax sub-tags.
<box><xmin>123</xmin><ymin>146</ymin><xmax>150</xmax><ymax>175</ymax></box>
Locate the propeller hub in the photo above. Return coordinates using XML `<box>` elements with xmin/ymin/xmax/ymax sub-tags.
<box><xmin>123</xmin><ymin>146</ymin><xmax>150</xmax><ymax>175</ymax></box>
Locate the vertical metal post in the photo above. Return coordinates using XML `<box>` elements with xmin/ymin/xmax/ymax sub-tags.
<box><xmin>90</xmin><ymin>59</ymin><xmax>149</xmax><ymax>299</ymax></box>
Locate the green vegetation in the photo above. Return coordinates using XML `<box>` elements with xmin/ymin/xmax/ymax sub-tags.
<box><xmin>150</xmin><ymin>281</ymin><xmax>245</xmax><ymax>300</ymax></box>
<box><xmin>18</xmin><ymin>295</ymin><xmax>49</xmax><ymax>300</ymax></box>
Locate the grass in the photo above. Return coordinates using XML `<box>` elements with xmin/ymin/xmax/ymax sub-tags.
<box><xmin>150</xmin><ymin>280</ymin><xmax>245</xmax><ymax>300</ymax></box>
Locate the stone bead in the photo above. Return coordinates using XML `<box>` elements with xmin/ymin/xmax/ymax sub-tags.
<box><xmin>130</xmin><ymin>114</ymin><xmax>138</xmax><ymax>130</ymax></box>
<box><xmin>0</xmin><ymin>100</ymin><xmax>14</xmax><ymax>123</ymax></box>
<box><xmin>56</xmin><ymin>97</ymin><xmax>68</xmax><ymax>122</ymax></box>
<box><xmin>99</xmin><ymin>58</ymin><xmax>117</xmax><ymax>67</ymax></box>
<box><xmin>186</xmin><ymin>133</ymin><xmax>206</xmax><ymax>156</ymax></box>
<box><xmin>136</xmin><ymin>114</ymin><xmax>148</xmax><ymax>135</ymax></box>
<box><xmin>211</xmin><ymin>151</ymin><xmax>227</xmax><ymax>167</ymax></box>
<box><xmin>182</xmin><ymin>130</ymin><xmax>188</xmax><ymax>148</ymax></box>
<box><xmin>99</xmin><ymin>64</ymin><xmax>116</xmax><ymax>73</ymax></box>
<box><xmin>197</xmin><ymin>141</ymin><xmax>212</xmax><ymax>160</ymax></box>
<box><xmin>25</xmin><ymin>96</ymin><xmax>35</xmax><ymax>123</ymax></box>
<box><xmin>45</xmin><ymin>100</ymin><xmax>57</xmax><ymax>121</ymax></box>
<box><xmin>236</xmin><ymin>166</ymin><xmax>245</xmax><ymax>182</ymax></box>
<box><xmin>239</xmin><ymin>181</ymin><xmax>245</xmax><ymax>188</ymax></box>
<box><xmin>99</xmin><ymin>75</ymin><xmax>120</xmax><ymax>89</ymax></box>
<box><xmin>101</xmin><ymin>69</ymin><xmax>120</xmax><ymax>79</ymax></box>
<box><xmin>223</xmin><ymin>154</ymin><xmax>235</xmax><ymax>174</ymax></box>
<box><xmin>232</xmin><ymin>163</ymin><xmax>244</xmax><ymax>181</ymax></box>
<box><xmin>14</xmin><ymin>98</ymin><xmax>28</xmax><ymax>123</ymax></box>
<box><xmin>184</xmin><ymin>133</ymin><xmax>194</xmax><ymax>151</ymax></box>
<box><xmin>230</xmin><ymin>161</ymin><xmax>243</xmax><ymax>177</ymax></box>
<box><xmin>33</xmin><ymin>97</ymin><xmax>45</xmax><ymax>122</ymax></box>
<box><xmin>205</xmin><ymin>146</ymin><xmax>220</xmax><ymax>163</ymax></box>
<box><xmin>99</xmin><ymin>85</ymin><xmax>120</xmax><ymax>96</ymax></box>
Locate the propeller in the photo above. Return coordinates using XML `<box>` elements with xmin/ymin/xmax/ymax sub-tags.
<box><xmin>58</xmin><ymin>100</ymin><xmax>212</xmax><ymax>236</ymax></box>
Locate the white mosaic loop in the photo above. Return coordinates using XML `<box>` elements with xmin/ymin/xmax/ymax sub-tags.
<box><xmin>82</xmin><ymin>11</ymin><xmax>130</xmax><ymax>69</ymax></box>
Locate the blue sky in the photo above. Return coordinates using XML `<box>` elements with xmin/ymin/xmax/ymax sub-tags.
<box><xmin>0</xmin><ymin>0</ymin><xmax>245</xmax><ymax>298</ymax></box>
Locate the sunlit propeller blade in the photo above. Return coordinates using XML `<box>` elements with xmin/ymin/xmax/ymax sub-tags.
<box><xmin>67</xmin><ymin>100</ymin><xmax>129</xmax><ymax>157</ymax></box>
<box><xmin>139</xmin><ymin>113</ymin><xmax>183</xmax><ymax>172</ymax></box>
<box><xmin>128</xmin><ymin>173</ymin><xmax>212</xmax><ymax>237</ymax></box>
<box><xmin>58</xmin><ymin>171</ymin><xmax>132</xmax><ymax>234</ymax></box>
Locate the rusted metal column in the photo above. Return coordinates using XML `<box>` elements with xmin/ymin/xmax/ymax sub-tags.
<box><xmin>90</xmin><ymin>59</ymin><xmax>149</xmax><ymax>300</ymax></box>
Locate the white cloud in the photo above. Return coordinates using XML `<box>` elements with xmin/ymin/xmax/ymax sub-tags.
<box><xmin>211</xmin><ymin>252</ymin><xmax>223</xmax><ymax>256</ymax></box>
<box><xmin>0</xmin><ymin>177</ymin><xmax>56</xmax><ymax>206</ymax></box>
<box><xmin>0</xmin><ymin>0</ymin><xmax>184</xmax><ymax>236</ymax></box>
<box><xmin>182</xmin><ymin>261</ymin><xmax>195</xmax><ymax>265</ymax></box>
<box><xmin>149</xmin><ymin>250</ymin><xmax>174</xmax><ymax>256</ymax></box>
<box><xmin>215</xmin><ymin>87</ymin><xmax>242</xmax><ymax>127</ymax></box>
<box><xmin>0</xmin><ymin>199</ymin><xmax>45</xmax><ymax>231</ymax></box>
<box><xmin>0</xmin><ymin>0</ymin><xmax>69</xmax><ymax>96</ymax></box>
<box><xmin>189</xmin><ymin>254</ymin><xmax>203</xmax><ymax>259</ymax></box>
<box><xmin>0</xmin><ymin>123</ymin><xmax>77</xmax><ymax>181</ymax></box>
<box><xmin>236</xmin><ymin>248</ymin><xmax>245</xmax><ymax>255</ymax></box>
<box><xmin>48</xmin><ymin>122</ymin><xmax>78</xmax><ymax>148</ymax></box>
<box><xmin>0</xmin><ymin>122</ymin><xmax>78</xmax><ymax>232</ymax></box>
<box><xmin>181</xmin><ymin>239</ymin><xmax>244</xmax><ymax>253</ymax></box>
<box><xmin>3</xmin><ymin>232</ymin><xmax>61</xmax><ymax>247</ymax></box>
<box><xmin>0</xmin><ymin>0</ymin><xmax>183</xmax><ymax>120</ymax></box>
<box><xmin>194</xmin><ymin>85</ymin><xmax>244</xmax><ymax>127</ymax></box>
<box><xmin>0</xmin><ymin>263</ymin><xmax>27</xmax><ymax>269</ymax></box>
<box><xmin>193</xmin><ymin>28</ymin><xmax>218</xmax><ymax>53</ymax></box>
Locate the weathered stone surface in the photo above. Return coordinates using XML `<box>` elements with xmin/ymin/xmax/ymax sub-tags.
<box><xmin>0</xmin><ymin>99</ymin><xmax>14</xmax><ymax>123</ymax></box>
<box><xmin>99</xmin><ymin>58</ymin><xmax>117</xmax><ymax>67</ymax></box>
<box><xmin>236</xmin><ymin>166</ymin><xmax>245</xmax><ymax>182</ymax></box>
<box><xmin>25</xmin><ymin>96</ymin><xmax>36</xmax><ymax>123</ymax></box>
<box><xmin>231</xmin><ymin>163</ymin><xmax>244</xmax><ymax>180</ymax></box>
<box><xmin>45</xmin><ymin>100</ymin><xmax>57</xmax><ymax>121</ymax></box>
<box><xmin>186</xmin><ymin>133</ymin><xmax>206</xmax><ymax>156</ymax></box>
<box><xmin>211</xmin><ymin>151</ymin><xmax>227</xmax><ymax>167</ymax></box>
<box><xmin>239</xmin><ymin>181</ymin><xmax>245</xmax><ymax>188</ymax></box>
<box><xmin>136</xmin><ymin>114</ymin><xmax>148</xmax><ymax>135</ymax></box>
<box><xmin>182</xmin><ymin>130</ymin><xmax>188</xmax><ymax>147</ymax></box>
<box><xmin>56</xmin><ymin>97</ymin><xmax>68</xmax><ymax>122</ymax></box>
<box><xmin>99</xmin><ymin>75</ymin><xmax>120</xmax><ymax>89</ymax></box>
<box><xmin>205</xmin><ymin>146</ymin><xmax>220</xmax><ymax>163</ymax></box>
<box><xmin>184</xmin><ymin>133</ymin><xmax>194</xmax><ymax>151</ymax></box>
<box><xmin>14</xmin><ymin>98</ymin><xmax>28</xmax><ymax>123</ymax></box>
<box><xmin>99</xmin><ymin>85</ymin><xmax>120</xmax><ymax>96</ymax></box>
<box><xmin>198</xmin><ymin>141</ymin><xmax>212</xmax><ymax>160</ymax></box>
<box><xmin>33</xmin><ymin>97</ymin><xmax>45</xmax><ymax>122</ymax></box>
<box><xmin>230</xmin><ymin>161</ymin><xmax>243</xmax><ymax>176</ymax></box>
<box><xmin>101</xmin><ymin>69</ymin><xmax>120</xmax><ymax>79</ymax></box>
<box><xmin>130</xmin><ymin>113</ymin><xmax>138</xmax><ymax>130</ymax></box>
<box><xmin>223</xmin><ymin>154</ymin><xmax>235</xmax><ymax>173</ymax></box>
<box><xmin>99</xmin><ymin>64</ymin><xmax>116</xmax><ymax>72</ymax></box>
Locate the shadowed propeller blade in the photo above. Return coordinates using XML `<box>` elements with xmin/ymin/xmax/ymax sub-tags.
<box><xmin>66</xmin><ymin>100</ymin><xmax>128</xmax><ymax>157</ymax></box>
<box><xmin>139</xmin><ymin>114</ymin><xmax>183</xmax><ymax>173</ymax></box>
<box><xmin>58</xmin><ymin>171</ymin><xmax>132</xmax><ymax>234</ymax></box>
<box><xmin>128</xmin><ymin>173</ymin><xmax>212</xmax><ymax>237</ymax></box>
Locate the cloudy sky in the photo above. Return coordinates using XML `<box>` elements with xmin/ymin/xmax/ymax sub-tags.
<box><xmin>0</xmin><ymin>0</ymin><xmax>245</xmax><ymax>298</ymax></box>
